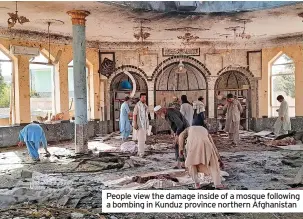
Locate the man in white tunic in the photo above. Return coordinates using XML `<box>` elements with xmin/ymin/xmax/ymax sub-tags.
<box><xmin>133</xmin><ymin>93</ymin><xmax>149</xmax><ymax>157</ymax></box>
<box><xmin>223</xmin><ymin>93</ymin><xmax>243</xmax><ymax>146</ymax></box>
<box><xmin>180</xmin><ymin>95</ymin><xmax>194</xmax><ymax>126</ymax></box>
<box><xmin>274</xmin><ymin>95</ymin><xmax>291</xmax><ymax>137</ymax></box>
<box><xmin>193</xmin><ymin>96</ymin><xmax>205</xmax><ymax>117</ymax></box>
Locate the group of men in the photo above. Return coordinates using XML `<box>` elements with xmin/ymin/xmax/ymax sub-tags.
<box><xmin>17</xmin><ymin>92</ymin><xmax>290</xmax><ymax>189</ymax></box>
<box><xmin>119</xmin><ymin>93</ymin><xmax>225</xmax><ymax>188</ymax></box>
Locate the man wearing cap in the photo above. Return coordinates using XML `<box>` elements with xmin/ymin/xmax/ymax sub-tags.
<box><xmin>168</xmin><ymin>96</ymin><xmax>180</xmax><ymax>110</ymax></box>
<box><xmin>154</xmin><ymin>105</ymin><xmax>189</xmax><ymax>169</ymax></box>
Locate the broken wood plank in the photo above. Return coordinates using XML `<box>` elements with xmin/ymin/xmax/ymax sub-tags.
<box><xmin>253</xmin><ymin>131</ymin><xmax>273</xmax><ymax>137</ymax></box>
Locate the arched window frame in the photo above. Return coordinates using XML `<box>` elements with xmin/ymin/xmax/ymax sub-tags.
<box><xmin>270</xmin><ymin>53</ymin><xmax>295</xmax><ymax>117</ymax></box>
<box><xmin>29</xmin><ymin>52</ymin><xmax>56</xmax><ymax>121</ymax></box>
<box><xmin>0</xmin><ymin>49</ymin><xmax>13</xmax><ymax>125</ymax></box>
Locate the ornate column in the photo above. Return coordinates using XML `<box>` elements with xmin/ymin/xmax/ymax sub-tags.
<box><xmin>67</xmin><ymin>10</ymin><xmax>90</xmax><ymax>154</ymax></box>
<box><xmin>206</xmin><ymin>76</ymin><xmax>218</xmax><ymax>119</ymax></box>
<box><xmin>147</xmin><ymin>80</ymin><xmax>155</xmax><ymax>119</ymax></box>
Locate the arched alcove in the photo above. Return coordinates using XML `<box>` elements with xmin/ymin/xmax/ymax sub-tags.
<box><xmin>108</xmin><ymin>66</ymin><xmax>148</xmax><ymax>131</ymax></box>
<box><xmin>215</xmin><ymin>69</ymin><xmax>252</xmax><ymax>130</ymax></box>
<box><xmin>152</xmin><ymin>55</ymin><xmax>209</xmax><ymax>115</ymax></box>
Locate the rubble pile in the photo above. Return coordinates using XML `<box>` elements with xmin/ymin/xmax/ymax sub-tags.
<box><xmin>1</xmin><ymin>130</ymin><xmax>303</xmax><ymax>218</ymax></box>
<box><xmin>132</xmin><ymin>174</ymin><xmax>179</xmax><ymax>184</ymax></box>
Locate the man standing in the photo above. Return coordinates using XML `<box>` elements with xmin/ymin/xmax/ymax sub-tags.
<box><xmin>274</xmin><ymin>95</ymin><xmax>291</xmax><ymax>137</ymax></box>
<box><xmin>119</xmin><ymin>96</ymin><xmax>132</xmax><ymax>141</ymax></box>
<box><xmin>133</xmin><ymin>93</ymin><xmax>149</xmax><ymax>157</ymax></box>
<box><xmin>154</xmin><ymin>105</ymin><xmax>189</xmax><ymax>169</ymax></box>
<box><xmin>180</xmin><ymin>95</ymin><xmax>194</xmax><ymax>126</ymax></box>
<box><xmin>223</xmin><ymin>93</ymin><xmax>243</xmax><ymax>146</ymax></box>
<box><xmin>193</xmin><ymin>96</ymin><xmax>206</xmax><ymax>118</ymax></box>
<box><xmin>193</xmin><ymin>96</ymin><xmax>206</xmax><ymax>126</ymax></box>
<box><xmin>18</xmin><ymin>122</ymin><xmax>51</xmax><ymax>161</ymax></box>
<box><xmin>178</xmin><ymin>126</ymin><xmax>225</xmax><ymax>189</ymax></box>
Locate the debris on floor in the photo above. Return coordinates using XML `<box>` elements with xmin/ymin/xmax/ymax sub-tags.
<box><xmin>253</xmin><ymin>130</ymin><xmax>273</xmax><ymax>137</ymax></box>
<box><xmin>266</xmin><ymin>137</ymin><xmax>297</xmax><ymax>146</ymax></box>
<box><xmin>277</xmin><ymin>144</ymin><xmax>303</xmax><ymax>151</ymax></box>
<box><xmin>0</xmin><ymin>131</ymin><xmax>303</xmax><ymax>218</ymax></box>
<box><xmin>120</xmin><ymin>141</ymin><xmax>137</xmax><ymax>154</ymax></box>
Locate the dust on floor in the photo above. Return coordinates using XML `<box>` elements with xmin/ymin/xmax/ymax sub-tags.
<box><xmin>0</xmin><ymin>132</ymin><xmax>302</xmax><ymax>219</ymax></box>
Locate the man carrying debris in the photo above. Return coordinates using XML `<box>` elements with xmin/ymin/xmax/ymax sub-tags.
<box><xmin>154</xmin><ymin>105</ymin><xmax>189</xmax><ymax>169</ymax></box>
<box><xmin>18</xmin><ymin>122</ymin><xmax>51</xmax><ymax>162</ymax></box>
<box><xmin>274</xmin><ymin>95</ymin><xmax>291</xmax><ymax>137</ymax></box>
<box><xmin>133</xmin><ymin>93</ymin><xmax>149</xmax><ymax>157</ymax></box>
<box><xmin>223</xmin><ymin>93</ymin><xmax>243</xmax><ymax>146</ymax></box>
<box><xmin>178</xmin><ymin>126</ymin><xmax>225</xmax><ymax>189</ymax></box>
<box><xmin>119</xmin><ymin>96</ymin><xmax>132</xmax><ymax>141</ymax></box>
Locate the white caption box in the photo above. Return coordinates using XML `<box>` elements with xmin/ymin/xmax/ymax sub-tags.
<box><xmin>102</xmin><ymin>190</ymin><xmax>303</xmax><ymax>213</ymax></box>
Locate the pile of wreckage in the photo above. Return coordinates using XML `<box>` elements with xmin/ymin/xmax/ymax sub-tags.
<box><xmin>254</xmin><ymin>130</ymin><xmax>303</xmax><ymax>150</ymax></box>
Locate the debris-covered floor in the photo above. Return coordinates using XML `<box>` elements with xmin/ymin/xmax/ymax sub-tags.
<box><xmin>0</xmin><ymin>131</ymin><xmax>302</xmax><ymax>219</ymax></box>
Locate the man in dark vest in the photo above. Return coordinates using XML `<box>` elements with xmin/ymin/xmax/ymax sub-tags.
<box><xmin>154</xmin><ymin>105</ymin><xmax>189</xmax><ymax>169</ymax></box>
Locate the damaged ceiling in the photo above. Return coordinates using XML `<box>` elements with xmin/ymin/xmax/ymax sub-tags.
<box><xmin>0</xmin><ymin>1</ymin><xmax>303</xmax><ymax>47</ymax></box>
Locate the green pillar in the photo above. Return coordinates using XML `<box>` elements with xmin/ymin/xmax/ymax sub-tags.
<box><xmin>67</xmin><ymin>10</ymin><xmax>90</xmax><ymax>154</ymax></box>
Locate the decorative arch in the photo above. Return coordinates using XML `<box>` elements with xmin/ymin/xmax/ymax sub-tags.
<box><xmin>215</xmin><ymin>66</ymin><xmax>257</xmax><ymax>130</ymax></box>
<box><xmin>40</xmin><ymin>48</ymin><xmax>56</xmax><ymax>63</ymax></box>
<box><xmin>107</xmin><ymin>65</ymin><xmax>148</xmax><ymax>131</ymax></box>
<box><xmin>68</xmin><ymin>58</ymin><xmax>93</xmax><ymax>68</ymax></box>
<box><xmin>29</xmin><ymin>51</ymin><xmax>58</xmax><ymax>120</ymax></box>
<box><xmin>152</xmin><ymin>55</ymin><xmax>210</xmax><ymax>113</ymax></box>
<box><xmin>269</xmin><ymin>51</ymin><xmax>294</xmax><ymax>66</ymax></box>
<box><xmin>107</xmin><ymin>65</ymin><xmax>148</xmax><ymax>92</ymax></box>
<box><xmin>151</xmin><ymin>55</ymin><xmax>211</xmax><ymax>83</ymax></box>
<box><xmin>0</xmin><ymin>44</ymin><xmax>17</xmax><ymax>61</ymax></box>
<box><xmin>217</xmin><ymin>66</ymin><xmax>254</xmax><ymax>79</ymax></box>
<box><xmin>215</xmin><ymin>70</ymin><xmax>251</xmax><ymax>90</ymax></box>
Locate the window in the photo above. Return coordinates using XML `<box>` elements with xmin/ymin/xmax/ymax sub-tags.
<box><xmin>68</xmin><ymin>60</ymin><xmax>90</xmax><ymax>121</ymax></box>
<box><xmin>270</xmin><ymin>54</ymin><xmax>295</xmax><ymax>117</ymax></box>
<box><xmin>0</xmin><ymin>50</ymin><xmax>13</xmax><ymax>124</ymax></box>
<box><xmin>29</xmin><ymin>53</ymin><xmax>55</xmax><ymax>121</ymax></box>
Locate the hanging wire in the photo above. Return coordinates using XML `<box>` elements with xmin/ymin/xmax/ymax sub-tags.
<box><xmin>48</xmin><ymin>22</ymin><xmax>51</xmax><ymax>63</ymax></box>
<box><xmin>232</xmin><ymin>28</ymin><xmax>236</xmax><ymax>66</ymax></box>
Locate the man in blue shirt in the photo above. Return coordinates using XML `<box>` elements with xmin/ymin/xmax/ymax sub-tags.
<box><xmin>18</xmin><ymin>122</ymin><xmax>50</xmax><ymax>161</ymax></box>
